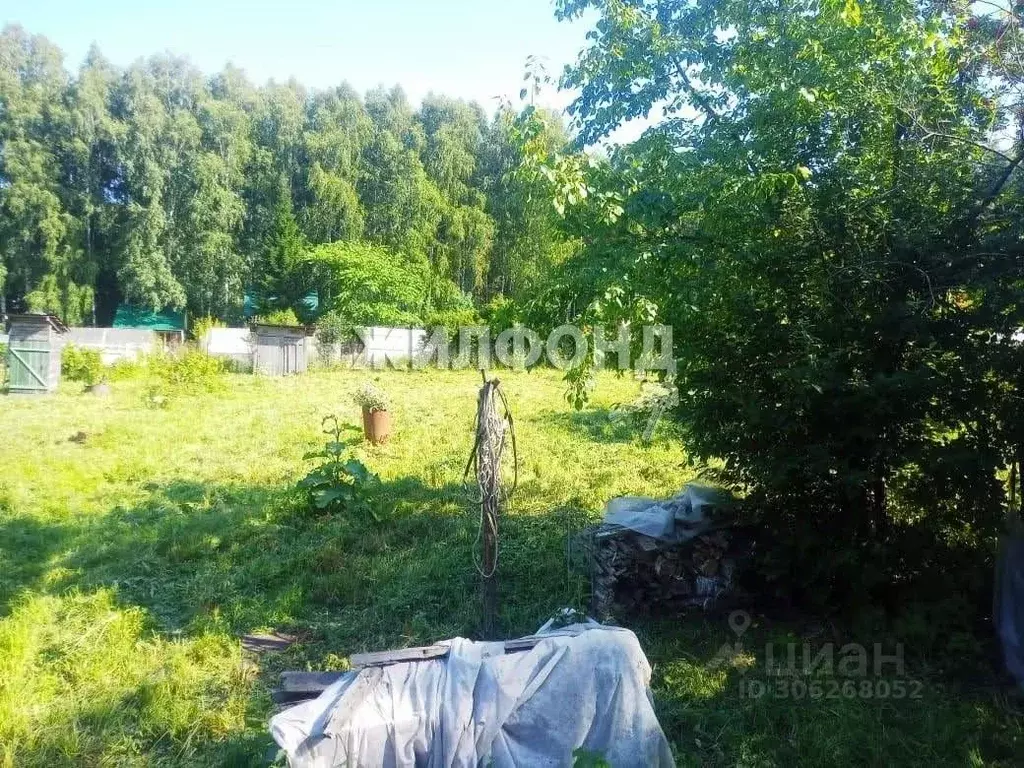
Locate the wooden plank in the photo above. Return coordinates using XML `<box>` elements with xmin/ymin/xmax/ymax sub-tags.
<box><xmin>350</xmin><ymin>644</ymin><xmax>449</xmax><ymax>668</ymax></box>
<box><xmin>273</xmin><ymin>671</ymin><xmax>346</xmax><ymax>704</ymax></box>
<box><xmin>279</xmin><ymin>670</ymin><xmax>345</xmax><ymax>692</ymax></box>
<box><xmin>346</xmin><ymin>638</ymin><xmax>542</xmax><ymax>669</ymax></box>
<box><xmin>502</xmin><ymin>637</ymin><xmax>542</xmax><ymax>653</ymax></box>
<box><xmin>241</xmin><ymin>632</ymin><xmax>297</xmax><ymax>653</ymax></box>
<box><xmin>274</xmin><ymin>638</ymin><xmax>547</xmax><ymax>704</ymax></box>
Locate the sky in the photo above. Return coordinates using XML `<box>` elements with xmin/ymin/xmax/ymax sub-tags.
<box><xmin>2</xmin><ymin>0</ymin><xmax>651</xmax><ymax>138</ymax></box>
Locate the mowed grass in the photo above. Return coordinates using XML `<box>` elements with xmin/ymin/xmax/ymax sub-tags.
<box><xmin>0</xmin><ymin>367</ymin><xmax>1019</xmax><ymax>766</ymax></box>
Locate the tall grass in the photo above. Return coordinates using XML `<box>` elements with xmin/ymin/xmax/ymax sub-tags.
<box><xmin>0</xmin><ymin>369</ymin><xmax>1018</xmax><ymax>765</ymax></box>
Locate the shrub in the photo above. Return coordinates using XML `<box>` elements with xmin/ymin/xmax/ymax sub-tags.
<box><xmin>105</xmin><ymin>357</ymin><xmax>146</xmax><ymax>381</ymax></box>
<box><xmin>191</xmin><ymin>315</ymin><xmax>225</xmax><ymax>343</ymax></box>
<box><xmin>147</xmin><ymin>348</ymin><xmax>229</xmax><ymax>395</ymax></box>
<box><xmin>313</xmin><ymin>310</ymin><xmax>355</xmax><ymax>367</ymax></box>
<box><xmin>254</xmin><ymin>307</ymin><xmax>301</xmax><ymax>327</ymax></box>
<box><xmin>62</xmin><ymin>345</ymin><xmax>103</xmax><ymax>385</ymax></box>
<box><xmin>424</xmin><ymin>307</ymin><xmax>483</xmax><ymax>339</ymax></box>
<box><xmin>298</xmin><ymin>415</ymin><xmax>379</xmax><ymax>518</ymax></box>
<box><xmin>481</xmin><ymin>295</ymin><xmax>521</xmax><ymax>336</ymax></box>
<box><xmin>314</xmin><ymin>310</ymin><xmax>353</xmax><ymax>345</ymax></box>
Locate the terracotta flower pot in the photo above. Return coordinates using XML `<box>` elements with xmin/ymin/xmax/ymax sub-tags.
<box><xmin>362</xmin><ymin>406</ymin><xmax>391</xmax><ymax>444</ymax></box>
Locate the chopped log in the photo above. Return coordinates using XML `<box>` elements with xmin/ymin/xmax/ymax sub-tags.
<box><xmin>583</xmin><ymin>524</ymin><xmax>739</xmax><ymax>619</ymax></box>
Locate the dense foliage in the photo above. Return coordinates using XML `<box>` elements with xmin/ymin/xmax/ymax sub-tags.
<box><xmin>0</xmin><ymin>25</ymin><xmax>572</xmax><ymax>325</ymax></box>
<box><xmin>539</xmin><ymin>0</ymin><xmax>1024</xmax><ymax>614</ymax></box>
<box><xmin>61</xmin><ymin>344</ymin><xmax>102</xmax><ymax>385</ymax></box>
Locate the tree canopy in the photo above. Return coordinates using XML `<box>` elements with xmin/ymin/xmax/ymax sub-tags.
<box><xmin>0</xmin><ymin>25</ymin><xmax>575</xmax><ymax>324</ymax></box>
<box><xmin>536</xmin><ymin>0</ymin><xmax>1024</xmax><ymax>606</ymax></box>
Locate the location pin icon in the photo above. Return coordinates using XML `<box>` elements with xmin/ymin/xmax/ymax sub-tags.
<box><xmin>728</xmin><ymin>610</ymin><xmax>751</xmax><ymax>638</ymax></box>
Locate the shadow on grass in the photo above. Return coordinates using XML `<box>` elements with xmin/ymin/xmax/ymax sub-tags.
<box><xmin>538</xmin><ymin>406</ymin><xmax>639</xmax><ymax>444</ymax></box>
<box><xmin>0</xmin><ymin>515</ymin><xmax>68</xmax><ymax>613</ymax></box>
<box><xmin>0</xmin><ymin>472</ymin><xmax>599</xmax><ymax>764</ymax></box>
<box><xmin>5</xmin><ymin>474</ymin><xmax>1020</xmax><ymax>767</ymax></box>
<box><xmin>633</xmin><ymin>613</ymin><xmax>1024</xmax><ymax>767</ymax></box>
<box><xmin>539</xmin><ymin>405</ymin><xmax>684</xmax><ymax>447</ymax></box>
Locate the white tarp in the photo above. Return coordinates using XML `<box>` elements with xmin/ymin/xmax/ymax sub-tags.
<box><xmin>270</xmin><ymin>623</ymin><xmax>675</xmax><ymax>767</ymax></box>
<box><xmin>602</xmin><ymin>484</ymin><xmax>734</xmax><ymax>544</ymax></box>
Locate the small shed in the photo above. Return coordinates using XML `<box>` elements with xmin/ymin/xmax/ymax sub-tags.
<box><xmin>252</xmin><ymin>324</ymin><xmax>312</xmax><ymax>376</ymax></box>
<box><xmin>6</xmin><ymin>314</ymin><xmax>68</xmax><ymax>394</ymax></box>
<box><xmin>113</xmin><ymin>304</ymin><xmax>185</xmax><ymax>348</ymax></box>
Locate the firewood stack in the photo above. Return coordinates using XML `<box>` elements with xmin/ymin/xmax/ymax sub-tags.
<box><xmin>585</xmin><ymin>525</ymin><xmax>738</xmax><ymax>619</ymax></box>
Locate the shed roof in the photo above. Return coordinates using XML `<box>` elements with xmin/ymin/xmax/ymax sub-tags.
<box><xmin>251</xmin><ymin>323</ymin><xmax>313</xmax><ymax>335</ymax></box>
<box><xmin>6</xmin><ymin>314</ymin><xmax>68</xmax><ymax>333</ymax></box>
<box><xmin>113</xmin><ymin>305</ymin><xmax>185</xmax><ymax>332</ymax></box>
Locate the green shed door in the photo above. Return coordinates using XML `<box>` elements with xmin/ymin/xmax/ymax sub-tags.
<box><xmin>8</xmin><ymin>340</ymin><xmax>51</xmax><ymax>393</ymax></box>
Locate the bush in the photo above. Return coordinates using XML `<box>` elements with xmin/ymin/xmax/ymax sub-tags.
<box><xmin>423</xmin><ymin>307</ymin><xmax>483</xmax><ymax>339</ymax></box>
<box><xmin>481</xmin><ymin>295</ymin><xmax>522</xmax><ymax>337</ymax></box>
<box><xmin>191</xmin><ymin>315</ymin><xmax>225</xmax><ymax>343</ymax></box>
<box><xmin>105</xmin><ymin>357</ymin><xmax>146</xmax><ymax>381</ymax></box>
<box><xmin>254</xmin><ymin>307</ymin><xmax>301</xmax><ymax>327</ymax></box>
<box><xmin>313</xmin><ymin>310</ymin><xmax>354</xmax><ymax>367</ymax></box>
<box><xmin>314</xmin><ymin>310</ymin><xmax>353</xmax><ymax>346</ymax></box>
<box><xmin>62</xmin><ymin>345</ymin><xmax>103</xmax><ymax>385</ymax></box>
<box><xmin>147</xmin><ymin>348</ymin><xmax>230</xmax><ymax>395</ymax></box>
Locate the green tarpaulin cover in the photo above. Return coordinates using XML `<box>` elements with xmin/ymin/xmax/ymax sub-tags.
<box><xmin>112</xmin><ymin>305</ymin><xmax>185</xmax><ymax>332</ymax></box>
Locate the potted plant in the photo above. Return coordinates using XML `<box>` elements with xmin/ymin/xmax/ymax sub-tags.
<box><xmin>355</xmin><ymin>381</ymin><xmax>391</xmax><ymax>444</ymax></box>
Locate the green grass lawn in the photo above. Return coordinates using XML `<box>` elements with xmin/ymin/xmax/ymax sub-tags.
<box><xmin>0</xmin><ymin>368</ymin><xmax>1020</xmax><ymax>766</ymax></box>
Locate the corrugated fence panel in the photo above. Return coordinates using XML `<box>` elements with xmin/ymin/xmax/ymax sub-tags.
<box><xmin>64</xmin><ymin>327</ymin><xmax>157</xmax><ymax>364</ymax></box>
<box><xmin>201</xmin><ymin>328</ymin><xmax>254</xmax><ymax>371</ymax></box>
<box><xmin>355</xmin><ymin>327</ymin><xmax>428</xmax><ymax>367</ymax></box>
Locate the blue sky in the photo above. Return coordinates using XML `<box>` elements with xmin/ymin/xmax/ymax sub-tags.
<box><xmin>3</xmin><ymin>0</ymin><xmax>593</xmax><ymax>113</ymax></box>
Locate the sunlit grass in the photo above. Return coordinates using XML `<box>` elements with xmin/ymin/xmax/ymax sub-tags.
<box><xmin>0</xmin><ymin>368</ymin><xmax>1018</xmax><ymax>765</ymax></box>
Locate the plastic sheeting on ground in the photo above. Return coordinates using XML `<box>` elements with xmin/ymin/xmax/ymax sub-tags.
<box><xmin>995</xmin><ymin>534</ymin><xmax>1024</xmax><ymax>689</ymax></box>
<box><xmin>270</xmin><ymin>623</ymin><xmax>675</xmax><ymax>767</ymax></box>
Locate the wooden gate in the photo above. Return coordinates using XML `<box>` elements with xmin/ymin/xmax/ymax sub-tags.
<box><xmin>253</xmin><ymin>324</ymin><xmax>309</xmax><ymax>376</ymax></box>
<box><xmin>6</xmin><ymin>315</ymin><xmax>66</xmax><ymax>394</ymax></box>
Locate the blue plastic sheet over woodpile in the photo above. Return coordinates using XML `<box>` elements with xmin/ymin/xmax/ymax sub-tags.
<box><xmin>270</xmin><ymin>623</ymin><xmax>675</xmax><ymax>767</ymax></box>
<box><xmin>995</xmin><ymin>534</ymin><xmax>1024</xmax><ymax>689</ymax></box>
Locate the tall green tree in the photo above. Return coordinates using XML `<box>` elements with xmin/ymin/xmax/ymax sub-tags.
<box><xmin>417</xmin><ymin>95</ymin><xmax>494</xmax><ymax>293</ymax></box>
<box><xmin>359</xmin><ymin>87</ymin><xmax>443</xmax><ymax>267</ymax></box>
<box><xmin>257</xmin><ymin>174</ymin><xmax>306</xmax><ymax>308</ymax></box>
<box><xmin>0</xmin><ymin>25</ymin><xmax>89</xmax><ymax>321</ymax></box>
<box><xmin>299</xmin><ymin>85</ymin><xmax>369</xmax><ymax>244</ymax></box>
<box><xmin>478</xmin><ymin>107</ymin><xmax>574</xmax><ymax>301</ymax></box>
<box><xmin>552</xmin><ymin>0</ymin><xmax>1024</xmax><ymax>603</ymax></box>
<box><xmin>0</xmin><ymin>25</ymin><xmax>569</xmax><ymax>328</ymax></box>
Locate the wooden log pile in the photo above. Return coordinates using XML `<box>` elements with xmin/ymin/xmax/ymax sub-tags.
<box><xmin>586</xmin><ymin>525</ymin><xmax>737</xmax><ymax>619</ymax></box>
